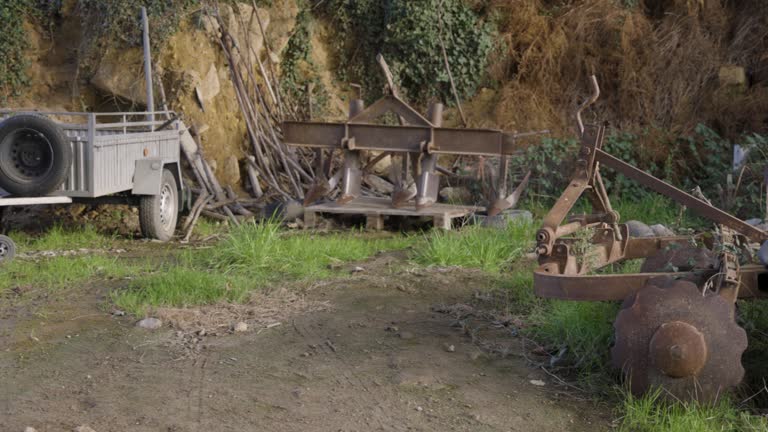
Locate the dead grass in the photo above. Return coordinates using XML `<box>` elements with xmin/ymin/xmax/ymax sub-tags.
<box><xmin>473</xmin><ymin>0</ymin><xmax>768</xmax><ymax>139</ymax></box>
<box><xmin>155</xmin><ymin>286</ymin><xmax>331</xmax><ymax>334</ymax></box>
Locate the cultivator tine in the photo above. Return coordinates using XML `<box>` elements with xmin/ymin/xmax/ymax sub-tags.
<box><xmin>335</xmin><ymin>99</ymin><xmax>366</xmax><ymax>205</ymax></box>
<box><xmin>391</xmin><ymin>154</ymin><xmax>413</xmax><ymax>208</ymax></box>
<box><xmin>488</xmin><ymin>170</ymin><xmax>531</xmax><ymax>217</ymax></box>
<box><xmin>338</xmin><ymin>150</ymin><xmax>362</xmax><ymax>204</ymax></box>
<box><xmin>416</xmin><ymin>154</ymin><xmax>439</xmax><ymax>209</ymax></box>
<box><xmin>415</xmin><ymin>103</ymin><xmax>444</xmax><ymax>210</ymax></box>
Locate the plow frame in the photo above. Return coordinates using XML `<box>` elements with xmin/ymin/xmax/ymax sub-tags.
<box><xmin>534</xmin><ymin>78</ymin><xmax>768</xmax><ymax>303</ymax></box>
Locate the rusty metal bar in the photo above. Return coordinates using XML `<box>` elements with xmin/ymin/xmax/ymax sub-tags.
<box><xmin>534</xmin><ymin>264</ymin><xmax>768</xmax><ymax>301</ymax></box>
<box><xmin>595</xmin><ymin>149</ymin><xmax>768</xmax><ymax>243</ymax></box>
<box><xmin>283</xmin><ymin>122</ymin><xmax>524</xmax><ymax>157</ymax></box>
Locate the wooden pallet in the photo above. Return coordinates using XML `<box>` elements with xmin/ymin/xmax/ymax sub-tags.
<box><xmin>304</xmin><ymin>196</ymin><xmax>483</xmax><ymax>231</ymax></box>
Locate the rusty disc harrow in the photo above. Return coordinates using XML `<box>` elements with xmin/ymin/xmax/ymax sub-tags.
<box><xmin>611</xmin><ymin>279</ymin><xmax>747</xmax><ymax>402</ymax></box>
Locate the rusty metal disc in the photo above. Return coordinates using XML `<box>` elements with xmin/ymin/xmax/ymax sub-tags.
<box><xmin>611</xmin><ymin>280</ymin><xmax>747</xmax><ymax>402</ymax></box>
<box><xmin>640</xmin><ymin>244</ymin><xmax>715</xmax><ymax>273</ymax></box>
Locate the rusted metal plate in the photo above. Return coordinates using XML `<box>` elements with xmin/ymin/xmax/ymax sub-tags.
<box><xmin>284</xmin><ymin>122</ymin><xmax>345</xmax><ymax>149</ymax></box>
<box><xmin>534</xmin><ymin>264</ymin><xmax>768</xmax><ymax>301</ymax></box>
<box><xmin>595</xmin><ymin>149</ymin><xmax>768</xmax><ymax>244</ymax></box>
<box><xmin>284</xmin><ymin>122</ymin><xmax>523</xmax><ymax>157</ymax></box>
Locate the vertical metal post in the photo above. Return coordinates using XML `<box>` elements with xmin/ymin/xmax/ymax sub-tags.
<box><xmin>416</xmin><ymin>103</ymin><xmax>443</xmax><ymax>209</ymax></box>
<box><xmin>339</xmin><ymin>99</ymin><xmax>365</xmax><ymax>204</ymax></box>
<box><xmin>141</xmin><ymin>7</ymin><xmax>155</xmax><ymax>129</ymax></box>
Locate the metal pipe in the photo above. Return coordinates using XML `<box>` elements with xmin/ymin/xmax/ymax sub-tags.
<box><xmin>141</xmin><ymin>7</ymin><xmax>155</xmax><ymax>129</ymax></box>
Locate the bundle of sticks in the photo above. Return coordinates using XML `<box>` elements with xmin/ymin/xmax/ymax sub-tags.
<box><xmin>210</xmin><ymin>4</ymin><xmax>315</xmax><ymax>201</ymax></box>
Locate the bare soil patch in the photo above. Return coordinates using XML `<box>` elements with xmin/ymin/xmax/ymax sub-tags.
<box><xmin>0</xmin><ymin>248</ymin><xmax>611</xmax><ymax>431</ymax></box>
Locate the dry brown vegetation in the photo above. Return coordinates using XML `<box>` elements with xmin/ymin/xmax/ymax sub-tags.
<box><xmin>469</xmin><ymin>0</ymin><xmax>768</xmax><ymax>139</ymax></box>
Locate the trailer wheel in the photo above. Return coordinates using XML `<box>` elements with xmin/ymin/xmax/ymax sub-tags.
<box><xmin>0</xmin><ymin>114</ymin><xmax>72</xmax><ymax>196</ymax></box>
<box><xmin>139</xmin><ymin>169</ymin><xmax>179</xmax><ymax>242</ymax></box>
<box><xmin>0</xmin><ymin>235</ymin><xmax>16</xmax><ymax>263</ymax></box>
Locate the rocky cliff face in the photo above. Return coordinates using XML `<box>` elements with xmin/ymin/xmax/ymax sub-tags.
<box><xmin>14</xmin><ymin>0</ymin><xmax>306</xmax><ymax>190</ymax></box>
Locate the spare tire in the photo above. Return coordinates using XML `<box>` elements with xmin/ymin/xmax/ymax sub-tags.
<box><xmin>0</xmin><ymin>114</ymin><xmax>72</xmax><ymax>196</ymax></box>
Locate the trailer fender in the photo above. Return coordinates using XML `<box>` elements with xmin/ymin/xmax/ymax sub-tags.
<box><xmin>132</xmin><ymin>158</ymin><xmax>181</xmax><ymax>195</ymax></box>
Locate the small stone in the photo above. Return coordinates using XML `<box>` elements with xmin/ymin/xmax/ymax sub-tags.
<box><xmin>626</xmin><ymin>220</ymin><xmax>655</xmax><ymax>238</ymax></box>
<box><xmin>529</xmin><ymin>379</ymin><xmax>546</xmax><ymax>386</ymax></box>
<box><xmin>719</xmin><ymin>65</ymin><xmax>747</xmax><ymax>88</ymax></box>
<box><xmin>25</xmin><ymin>427</ymin><xmax>37</xmax><ymax>432</ymax></box>
<box><xmin>233</xmin><ymin>322</ymin><xmax>248</xmax><ymax>332</ymax></box>
<box><xmin>416</xmin><ymin>406</ymin><xmax>424</xmax><ymax>412</ymax></box>
<box><xmin>439</xmin><ymin>186</ymin><xmax>473</xmax><ymax>203</ymax></box>
<box><xmin>351</xmin><ymin>266</ymin><xmax>365</xmax><ymax>274</ymax></box>
<box><xmin>136</xmin><ymin>318</ymin><xmax>162</xmax><ymax>330</ymax></box>
<box><xmin>398</xmin><ymin>331</ymin><xmax>415</xmax><ymax>340</ymax></box>
<box><xmin>385</xmin><ymin>325</ymin><xmax>399</xmax><ymax>333</ymax></box>
<box><xmin>443</xmin><ymin>343</ymin><xmax>456</xmax><ymax>353</ymax></box>
<box><xmin>112</xmin><ymin>310</ymin><xmax>126</xmax><ymax>317</ymax></box>
<box><xmin>649</xmin><ymin>224</ymin><xmax>674</xmax><ymax>237</ymax></box>
<box><xmin>468</xmin><ymin>351</ymin><xmax>484</xmax><ymax>361</ymax></box>
<box><xmin>481</xmin><ymin>210</ymin><xmax>533</xmax><ymax>229</ymax></box>
<box><xmin>74</xmin><ymin>426</ymin><xmax>97</xmax><ymax>432</ymax></box>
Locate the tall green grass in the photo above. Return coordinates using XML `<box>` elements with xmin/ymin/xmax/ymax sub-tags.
<box><xmin>0</xmin><ymin>255</ymin><xmax>145</xmax><ymax>295</ymax></box>
<box><xmin>9</xmin><ymin>225</ymin><xmax>116</xmax><ymax>251</ymax></box>
<box><xmin>528</xmin><ymin>300</ymin><xmax>619</xmax><ymax>379</ymax></box>
<box><xmin>208</xmin><ymin>221</ymin><xmax>413</xmax><ymax>279</ymax></box>
<box><xmin>111</xmin><ymin>265</ymin><xmax>252</xmax><ymax>316</ymax></box>
<box><xmin>618</xmin><ymin>390</ymin><xmax>768</xmax><ymax>432</ymax></box>
<box><xmin>112</xmin><ymin>221</ymin><xmax>413</xmax><ymax>315</ymax></box>
<box><xmin>413</xmin><ymin>219</ymin><xmax>536</xmax><ymax>272</ymax></box>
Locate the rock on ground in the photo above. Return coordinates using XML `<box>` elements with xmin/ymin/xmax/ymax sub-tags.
<box><xmin>265</xmin><ymin>200</ymin><xmax>304</xmax><ymax>222</ymax></box>
<box><xmin>626</xmin><ymin>220</ymin><xmax>655</xmax><ymax>238</ymax></box>
<box><xmin>439</xmin><ymin>187</ymin><xmax>473</xmax><ymax>203</ymax></box>
<box><xmin>137</xmin><ymin>318</ymin><xmax>163</xmax><ymax>330</ymax></box>
<box><xmin>74</xmin><ymin>426</ymin><xmax>97</xmax><ymax>432</ymax></box>
<box><xmin>649</xmin><ymin>224</ymin><xmax>674</xmax><ymax>236</ymax></box>
<box><xmin>478</xmin><ymin>210</ymin><xmax>533</xmax><ymax>229</ymax></box>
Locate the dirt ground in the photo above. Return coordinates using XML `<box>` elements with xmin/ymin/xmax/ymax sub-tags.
<box><xmin>0</xmin><ymin>248</ymin><xmax>612</xmax><ymax>431</ymax></box>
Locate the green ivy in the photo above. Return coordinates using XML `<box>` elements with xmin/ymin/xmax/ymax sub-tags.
<box><xmin>319</xmin><ymin>0</ymin><xmax>493</xmax><ymax>104</ymax></box>
<box><xmin>515</xmin><ymin>127</ymin><xmax>768</xmax><ymax>220</ymax></box>
<box><xmin>77</xmin><ymin>0</ymin><xmax>200</xmax><ymax>49</ymax></box>
<box><xmin>280</xmin><ymin>6</ymin><xmax>329</xmax><ymax>119</ymax></box>
<box><xmin>0</xmin><ymin>0</ymin><xmax>32</xmax><ymax>101</ymax></box>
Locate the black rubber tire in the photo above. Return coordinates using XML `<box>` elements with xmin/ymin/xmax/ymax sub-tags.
<box><xmin>0</xmin><ymin>234</ymin><xmax>17</xmax><ymax>263</ymax></box>
<box><xmin>139</xmin><ymin>169</ymin><xmax>179</xmax><ymax>242</ymax></box>
<box><xmin>0</xmin><ymin>114</ymin><xmax>72</xmax><ymax>196</ymax></box>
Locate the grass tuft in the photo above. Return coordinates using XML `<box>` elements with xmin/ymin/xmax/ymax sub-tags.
<box><xmin>0</xmin><ymin>255</ymin><xmax>144</xmax><ymax>295</ymax></box>
<box><xmin>413</xmin><ymin>220</ymin><xmax>536</xmax><ymax>272</ymax></box>
<box><xmin>208</xmin><ymin>221</ymin><xmax>413</xmax><ymax>280</ymax></box>
<box><xmin>111</xmin><ymin>265</ymin><xmax>252</xmax><ymax>316</ymax></box>
<box><xmin>618</xmin><ymin>389</ymin><xmax>768</xmax><ymax>432</ymax></box>
<box><xmin>9</xmin><ymin>225</ymin><xmax>115</xmax><ymax>251</ymax></box>
<box><xmin>112</xmin><ymin>221</ymin><xmax>413</xmax><ymax>315</ymax></box>
<box><xmin>528</xmin><ymin>300</ymin><xmax>619</xmax><ymax>380</ymax></box>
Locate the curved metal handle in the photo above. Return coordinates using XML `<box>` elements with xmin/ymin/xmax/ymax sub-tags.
<box><xmin>576</xmin><ymin>75</ymin><xmax>600</xmax><ymax>135</ymax></box>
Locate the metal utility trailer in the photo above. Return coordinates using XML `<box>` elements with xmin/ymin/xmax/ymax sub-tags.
<box><xmin>534</xmin><ymin>76</ymin><xmax>768</xmax><ymax>402</ymax></box>
<box><xmin>0</xmin><ymin>109</ymin><xmax>187</xmax><ymax>262</ymax></box>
